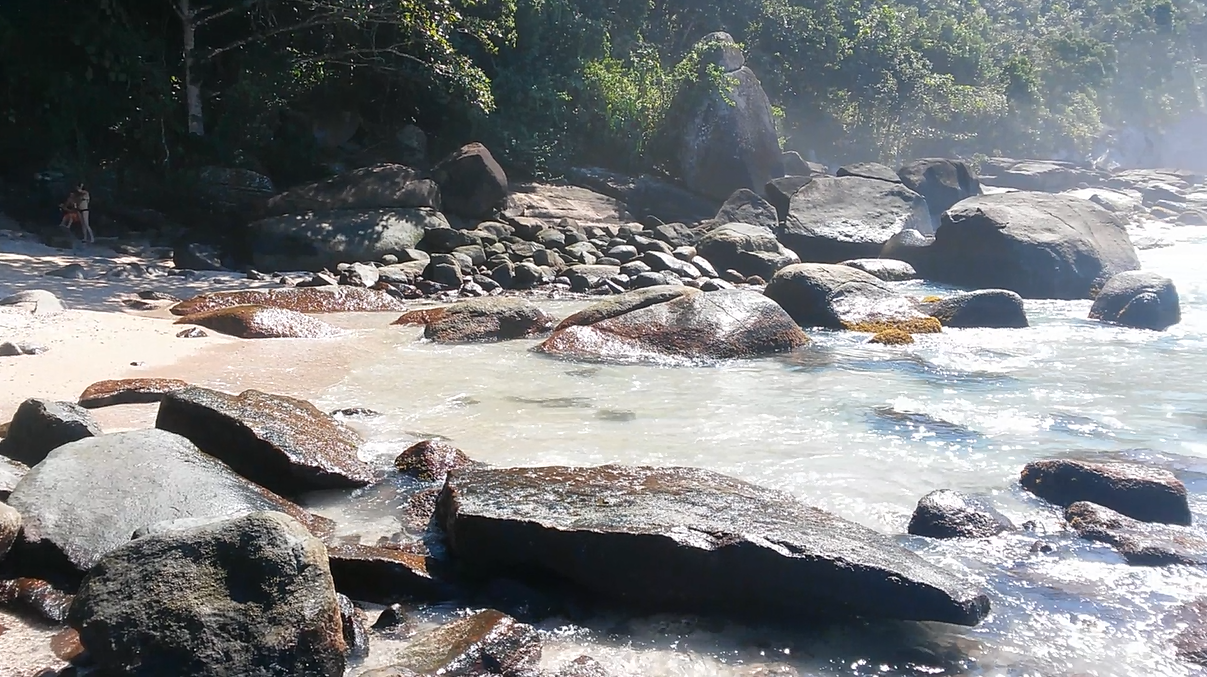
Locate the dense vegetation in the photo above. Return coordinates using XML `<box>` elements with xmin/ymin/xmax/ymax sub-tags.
<box><xmin>1</xmin><ymin>0</ymin><xmax>1203</xmax><ymax>186</ymax></box>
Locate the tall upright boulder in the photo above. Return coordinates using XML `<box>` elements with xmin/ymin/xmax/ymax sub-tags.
<box><xmin>897</xmin><ymin>158</ymin><xmax>981</xmax><ymax>221</ymax></box>
<box><xmin>431</xmin><ymin>143</ymin><xmax>509</xmax><ymax>219</ymax></box>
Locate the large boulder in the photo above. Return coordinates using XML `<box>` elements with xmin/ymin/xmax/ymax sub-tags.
<box><xmin>262</xmin><ymin>163</ymin><xmax>440</xmax><ymax>216</ymax></box>
<box><xmin>977</xmin><ymin>158</ymin><xmax>1099</xmax><ymax>193</ymax></box>
<box><xmin>764</xmin><ymin>263</ymin><xmax>938</xmax><ymax>332</ymax></box>
<box><xmin>776</xmin><ymin>176</ymin><xmax>931</xmax><ymax>262</ymax></box>
<box><xmin>68</xmin><ymin>511</ymin><xmax>347</xmax><ymax>677</ymax></box>
<box><xmin>917</xmin><ymin>192</ymin><xmax>1140</xmax><ymax>299</ymax></box>
<box><xmin>6</xmin><ymin>429</ymin><xmax>330</xmax><ymax>573</ymax></box>
<box><xmin>696</xmin><ymin>223</ymin><xmax>800</xmax><ymax>280</ymax></box>
<box><xmin>171</xmin><ymin>286</ymin><xmax>405</xmax><ymax>315</ymax></box>
<box><xmin>1021</xmin><ymin>459</ymin><xmax>1190</xmax><ymax>525</ymax></box>
<box><xmin>362</xmin><ymin>609</ymin><xmax>541</xmax><ymax>677</ymax></box>
<box><xmin>1088</xmin><ymin>271</ymin><xmax>1181</xmax><ymax>330</ymax></box>
<box><xmin>156</xmin><ymin>387</ymin><xmax>374</xmax><ymax>496</ymax></box>
<box><xmin>397</xmin><ymin>298</ymin><xmax>556</xmax><ymax>343</ymax></box>
<box><xmin>505</xmin><ymin>183</ymin><xmax>626</xmax><ymax>230</ymax></box>
<box><xmin>714</xmin><ymin>188</ymin><xmax>780</xmax><ymax>231</ymax></box>
<box><xmin>437</xmin><ymin>465</ymin><xmax>991</xmax><ymax>625</ymax></box>
<box><xmin>896</xmin><ymin>158</ymin><xmax>981</xmax><ymax>220</ymax></box>
<box><xmin>0</xmin><ymin>399</ymin><xmax>102</xmax><ymax>467</ymax></box>
<box><xmin>174</xmin><ymin>305</ymin><xmax>343</xmax><ymax>339</ymax></box>
<box><xmin>565</xmin><ymin>167</ymin><xmax>716</xmax><ymax>225</ymax></box>
<box><xmin>664</xmin><ymin>33</ymin><xmax>783</xmax><ymax>201</ymax></box>
<box><xmin>920</xmin><ymin>290</ymin><xmax>1029</xmax><ymax>328</ymax></box>
<box><xmin>431</xmin><ymin>143</ymin><xmax>509</xmax><ymax>219</ymax></box>
<box><xmin>836</xmin><ymin>162</ymin><xmax>901</xmax><ymax>183</ymax></box>
<box><xmin>907</xmin><ymin>490</ymin><xmax>1014</xmax><ymax>539</ymax></box>
<box><xmin>249</xmin><ymin>207</ymin><xmax>449</xmax><ymax>272</ymax></box>
<box><xmin>533</xmin><ymin>287</ymin><xmax>809</xmax><ymax>364</ymax></box>
<box><xmin>1064</xmin><ymin>502</ymin><xmax>1207</xmax><ymax>566</ymax></box>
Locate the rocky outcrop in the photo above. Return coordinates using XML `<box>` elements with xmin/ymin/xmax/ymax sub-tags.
<box><xmin>1021</xmin><ymin>459</ymin><xmax>1190</xmax><ymax>525</ymax></box>
<box><xmin>68</xmin><ymin>512</ymin><xmax>346</xmax><ymax>677</ymax></box>
<box><xmin>1064</xmin><ymin>502</ymin><xmax>1206</xmax><ymax>566</ymax></box>
<box><xmin>920</xmin><ymin>290</ymin><xmax>1029</xmax><ymax>328</ymax></box>
<box><xmin>171</xmin><ymin>287</ymin><xmax>405</xmax><ymax>315</ymax></box>
<box><xmin>917</xmin><ymin>192</ymin><xmax>1140</xmax><ymax>299</ymax></box>
<box><xmin>326</xmin><ymin>543</ymin><xmax>450</xmax><ymax>604</ymax></box>
<box><xmin>907</xmin><ymin>490</ymin><xmax>1014</xmax><ymax>539</ymax></box>
<box><xmin>1088</xmin><ymin>271</ymin><xmax>1181</xmax><ymax>330</ymax></box>
<box><xmin>764</xmin><ymin>263</ymin><xmax>938</xmax><ymax>332</ymax></box>
<box><xmin>836</xmin><ymin>162</ymin><xmax>901</xmax><ymax>183</ymax></box>
<box><xmin>174</xmin><ymin>305</ymin><xmax>343</xmax><ymax>339</ymax></box>
<box><xmin>431</xmin><ymin>143</ymin><xmax>509</xmax><ymax>219</ymax></box>
<box><xmin>173</xmin><ymin>243</ymin><xmax>224</xmax><ymax>271</ymax></box>
<box><xmin>764</xmin><ymin>176</ymin><xmax>815</xmax><ymax>220</ymax></box>
<box><xmin>78</xmin><ymin>378</ymin><xmax>190</xmax><ymax>408</ymax></box>
<box><xmin>437</xmin><ymin>465</ymin><xmax>990</xmax><ymax>625</ymax></box>
<box><xmin>714</xmin><ymin>189</ymin><xmax>780</xmax><ymax>231</ymax></box>
<box><xmin>896</xmin><ymin>158</ymin><xmax>981</xmax><ymax>220</ymax></box>
<box><xmin>249</xmin><ymin>207</ymin><xmax>449</xmax><ymax>272</ymax></box>
<box><xmin>839</xmin><ymin>258</ymin><xmax>916</xmax><ymax>282</ymax></box>
<box><xmin>534</xmin><ymin>287</ymin><xmax>809</xmax><ymax>364</ymax></box>
<box><xmin>362</xmin><ymin>609</ymin><xmax>541</xmax><ymax>677</ymax></box>
<box><xmin>564</xmin><ymin>167</ymin><xmax>716</xmax><ymax>225</ymax></box>
<box><xmin>978</xmin><ymin>158</ymin><xmax>1100</xmax><ymax>192</ymax></box>
<box><xmin>0</xmin><ymin>399</ymin><xmax>102</xmax><ymax>466</ymax></box>
<box><xmin>776</xmin><ymin>176</ymin><xmax>931</xmax><ymax>262</ymax></box>
<box><xmin>6</xmin><ymin>429</ymin><xmax>330</xmax><ymax>573</ymax></box>
<box><xmin>403</xmin><ymin>298</ymin><xmax>556</xmax><ymax>343</ymax></box>
<box><xmin>262</xmin><ymin>163</ymin><xmax>440</xmax><ymax>216</ymax></box>
<box><xmin>696</xmin><ymin>223</ymin><xmax>800</xmax><ymax>280</ymax></box>
<box><xmin>156</xmin><ymin>387</ymin><xmax>374</xmax><ymax>496</ymax></box>
<box><xmin>394</xmin><ymin>440</ymin><xmax>478</xmax><ymax>482</ymax></box>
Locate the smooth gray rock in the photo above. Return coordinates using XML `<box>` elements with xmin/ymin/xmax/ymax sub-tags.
<box><xmin>250</xmin><ymin>207</ymin><xmax>449</xmax><ymax>272</ymax></box>
<box><xmin>920</xmin><ymin>290</ymin><xmax>1029</xmax><ymax>328</ymax></box>
<box><xmin>896</xmin><ymin>158</ymin><xmax>981</xmax><ymax>220</ymax></box>
<box><xmin>262</xmin><ymin>163</ymin><xmax>440</xmax><ymax>216</ymax></box>
<box><xmin>837</xmin><ymin>162</ymin><xmax>901</xmax><ymax>183</ymax></box>
<box><xmin>908</xmin><ymin>490</ymin><xmax>1014</xmax><ymax>539</ymax></box>
<box><xmin>1089</xmin><ymin>271</ymin><xmax>1180</xmax><ymax>330</ymax></box>
<box><xmin>1021</xmin><ymin>458</ymin><xmax>1190</xmax><ymax>525</ymax></box>
<box><xmin>764</xmin><ymin>263</ymin><xmax>931</xmax><ymax>330</ymax></box>
<box><xmin>0</xmin><ymin>398</ymin><xmax>102</xmax><ymax>466</ymax></box>
<box><xmin>777</xmin><ymin>176</ymin><xmax>931</xmax><ymax>262</ymax></box>
<box><xmin>0</xmin><ymin>290</ymin><xmax>65</xmax><ymax>313</ymax></box>
<box><xmin>697</xmin><ymin>223</ymin><xmax>800</xmax><ymax>281</ymax></box>
<box><xmin>714</xmin><ymin>189</ymin><xmax>780</xmax><ymax>231</ymax></box>
<box><xmin>839</xmin><ymin>258</ymin><xmax>916</xmax><ymax>282</ymax></box>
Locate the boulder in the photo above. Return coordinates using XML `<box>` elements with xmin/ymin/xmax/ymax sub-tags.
<box><xmin>171</xmin><ymin>286</ymin><xmax>405</xmax><ymax>315</ymax></box>
<box><xmin>505</xmin><ymin>183</ymin><xmax>626</xmax><ymax>230</ymax></box>
<box><xmin>896</xmin><ymin>158</ymin><xmax>981</xmax><ymax>220</ymax></box>
<box><xmin>338</xmin><ymin>593</ymin><xmax>370</xmax><ymax>660</ymax></box>
<box><xmin>836</xmin><ymin>162</ymin><xmax>901</xmax><ymax>183</ymax></box>
<box><xmin>326</xmin><ymin>543</ymin><xmax>450</xmax><ymax>604</ymax></box>
<box><xmin>780</xmin><ymin>152</ymin><xmax>827</xmax><ymax>177</ymax></box>
<box><xmin>920</xmin><ymin>290</ymin><xmax>1029</xmax><ymax>328</ymax></box>
<box><xmin>1</xmin><ymin>290</ymin><xmax>66</xmax><ymax>314</ymax></box>
<box><xmin>68</xmin><ymin>512</ymin><xmax>346</xmax><ymax>677</ymax></box>
<box><xmin>1064</xmin><ymin>502</ymin><xmax>1207</xmax><ymax>566</ymax></box>
<box><xmin>697</xmin><ymin>223</ymin><xmax>801</xmax><ymax>281</ymax></box>
<box><xmin>534</xmin><ymin>287</ymin><xmax>809</xmax><ymax>364</ymax></box>
<box><xmin>0</xmin><ymin>500</ymin><xmax>19</xmax><ymax>560</ymax></box>
<box><xmin>565</xmin><ymin>167</ymin><xmax>717</xmax><ymax>225</ymax></box>
<box><xmin>431</xmin><ymin>143</ymin><xmax>509</xmax><ymax>219</ymax></box>
<box><xmin>714</xmin><ymin>189</ymin><xmax>780</xmax><ymax>231</ymax></box>
<box><xmin>0</xmin><ymin>456</ymin><xmax>23</xmax><ymax>501</ymax></box>
<box><xmin>839</xmin><ymin>258</ymin><xmax>915</xmax><ymax>282</ymax></box>
<box><xmin>764</xmin><ymin>175</ymin><xmax>815</xmax><ymax>220</ymax></box>
<box><xmin>6</xmin><ymin>429</ymin><xmax>330</xmax><ymax>573</ymax></box>
<box><xmin>918</xmin><ymin>192</ymin><xmax>1140</xmax><ymax>299</ymax></box>
<box><xmin>663</xmin><ymin>34</ymin><xmax>783</xmax><ymax>201</ymax></box>
<box><xmin>907</xmin><ymin>490</ymin><xmax>1014</xmax><ymax>539</ymax></box>
<box><xmin>1088</xmin><ymin>271</ymin><xmax>1180</xmax><ymax>330</ymax></box>
<box><xmin>156</xmin><ymin>387</ymin><xmax>374</xmax><ymax>496</ymax></box>
<box><xmin>1020</xmin><ymin>459</ymin><xmax>1190</xmax><ymax>525</ymax></box>
<box><xmin>249</xmin><ymin>207</ymin><xmax>449</xmax><ymax>272</ymax></box>
<box><xmin>77</xmin><ymin>378</ymin><xmax>190</xmax><ymax>408</ymax></box>
<box><xmin>978</xmin><ymin>158</ymin><xmax>1098</xmax><ymax>193</ymax></box>
<box><xmin>764</xmin><ymin>263</ymin><xmax>938</xmax><ymax>332</ymax></box>
<box><xmin>436</xmin><ymin>465</ymin><xmax>990</xmax><ymax>625</ymax></box>
<box><xmin>394</xmin><ymin>440</ymin><xmax>478</xmax><ymax>482</ymax></box>
<box><xmin>173</xmin><ymin>243</ymin><xmax>224</xmax><ymax>272</ymax></box>
<box><xmin>194</xmin><ymin>166</ymin><xmax>276</xmax><ymax>212</ymax></box>
<box><xmin>418</xmin><ymin>298</ymin><xmax>556</xmax><ymax>343</ymax></box>
<box><xmin>262</xmin><ymin>163</ymin><xmax>440</xmax><ymax>216</ymax></box>
<box><xmin>1172</xmin><ymin>598</ymin><xmax>1207</xmax><ymax>666</ymax></box>
<box><xmin>776</xmin><ymin>176</ymin><xmax>931</xmax><ymax>262</ymax></box>
<box><xmin>0</xmin><ymin>399</ymin><xmax>102</xmax><ymax>466</ymax></box>
<box><xmin>340</xmin><ymin>262</ymin><xmax>380</xmax><ymax>288</ymax></box>
<box><xmin>174</xmin><ymin>305</ymin><xmax>342</xmax><ymax>339</ymax></box>
<box><xmin>362</xmin><ymin>609</ymin><xmax>540</xmax><ymax>677</ymax></box>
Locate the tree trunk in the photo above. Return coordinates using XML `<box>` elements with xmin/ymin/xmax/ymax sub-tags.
<box><xmin>179</xmin><ymin>0</ymin><xmax>205</xmax><ymax>136</ymax></box>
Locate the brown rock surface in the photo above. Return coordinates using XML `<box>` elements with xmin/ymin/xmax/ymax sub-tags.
<box><xmin>171</xmin><ymin>286</ymin><xmax>404</xmax><ymax>315</ymax></box>
<box><xmin>174</xmin><ymin>305</ymin><xmax>342</xmax><ymax>339</ymax></box>
<box><xmin>77</xmin><ymin>378</ymin><xmax>190</xmax><ymax>408</ymax></box>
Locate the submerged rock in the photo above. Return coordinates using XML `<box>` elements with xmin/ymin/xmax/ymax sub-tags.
<box><xmin>1172</xmin><ymin>598</ymin><xmax>1207</xmax><ymax>666</ymax></box>
<box><xmin>394</xmin><ymin>440</ymin><xmax>478</xmax><ymax>482</ymax></box>
<box><xmin>534</xmin><ymin>288</ymin><xmax>809</xmax><ymax>364</ymax></box>
<box><xmin>776</xmin><ymin>176</ymin><xmax>931</xmax><ymax>262</ymax></box>
<box><xmin>326</xmin><ymin>543</ymin><xmax>450</xmax><ymax>604</ymax></box>
<box><xmin>419</xmin><ymin>298</ymin><xmax>556</xmax><ymax>343</ymax></box>
<box><xmin>908</xmin><ymin>490</ymin><xmax>1015</xmax><ymax>539</ymax></box>
<box><xmin>1065</xmin><ymin>501</ymin><xmax>1207</xmax><ymax>566</ymax></box>
<box><xmin>77</xmin><ymin>378</ymin><xmax>190</xmax><ymax>408</ymax></box>
<box><xmin>174</xmin><ymin>305</ymin><xmax>343</xmax><ymax>339</ymax></box>
<box><xmin>1021</xmin><ymin>459</ymin><xmax>1190</xmax><ymax>525</ymax></box>
<box><xmin>68</xmin><ymin>512</ymin><xmax>347</xmax><ymax>677</ymax></box>
<box><xmin>156</xmin><ymin>387</ymin><xmax>374</xmax><ymax>496</ymax></box>
<box><xmin>171</xmin><ymin>286</ymin><xmax>404</xmax><ymax>315</ymax></box>
<box><xmin>553</xmin><ymin>656</ymin><xmax>611</xmax><ymax>677</ymax></box>
<box><xmin>1088</xmin><ymin>271</ymin><xmax>1181</xmax><ymax>330</ymax></box>
<box><xmin>362</xmin><ymin>609</ymin><xmax>541</xmax><ymax>677</ymax></box>
<box><xmin>764</xmin><ymin>263</ymin><xmax>938</xmax><ymax>332</ymax></box>
<box><xmin>436</xmin><ymin>465</ymin><xmax>991</xmax><ymax>625</ymax></box>
<box><xmin>6</xmin><ymin>429</ymin><xmax>331</xmax><ymax>573</ymax></box>
<box><xmin>920</xmin><ymin>290</ymin><xmax>1029</xmax><ymax>328</ymax></box>
<box><xmin>0</xmin><ymin>399</ymin><xmax>102</xmax><ymax>466</ymax></box>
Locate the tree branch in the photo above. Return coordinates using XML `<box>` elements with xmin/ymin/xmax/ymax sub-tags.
<box><xmin>195</xmin><ymin>5</ymin><xmax>246</xmax><ymax>27</ymax></box>
<box><xmin>204</xmin><ymin>12</ymin><xmax>345</xmax><ymax>60</ymax></box>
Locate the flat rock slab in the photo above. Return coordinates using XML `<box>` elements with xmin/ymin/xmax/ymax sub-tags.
<box><xmin>6</xmin><ymin>429</ymin><xmax>331</xmax><ymax>573</ymax></box>
<box><xmin>156</xmin><ymin>387</ymin><xmax>374</xmax><ymax>496</ymax></box>
<box><xmin>437</xmin><ymin>465</ymin><xmax>991</xmax><ymax>625</ymax></box>
<box><xmin>362</xmin><ymin>609</ymin><xmax>541</xmax><ymax>677</ymax></box>
<box><xmin>1021</xmin><ymin>459</ymin><xmax>1190</xmax><ymax>525</ymax></box>
<box><xmin>171</xmin><ymin>287</ymin><xmax>405</xmax><ymax>315</ymax></box>
<box><xmin>0</xmin><ymin>399</ymin><xmax>102</xmax><ymax>467</ymax></box>
<box><xmin>1065</xmin><ymin>502</ymin><xmax>1207</xmax><ymax>566</ymax></box>
<box><xmin>174</xmin><ymin>305</ymin><xmax>344</xmax><ymax>339</ymax></box>
<box><xmin>421</xmin><ymin>298</ymin><xmax>556</xmax><ymax>343</ymax></box>
<box><xmin>326</xmin><ymin>543</ymin><xmax>451</xmax><ymax>603</ymax></box>
<box><xmin>77</xmin><ymin>378</ymin><xmax>190</xmax><ymax>408</ymax></box>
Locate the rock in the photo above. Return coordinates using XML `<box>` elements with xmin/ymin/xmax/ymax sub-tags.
<box><xmin>7</xmin><ymin>429</ymin><xmax>330</xmax><ymax>573</ymax></box>
<box><xmin>641</xmin><ymin>251</ymin><xmax>701</xmax><ymax>279</ymax></box>
<box><xmin>394</xmin><ymin>440</ymin><xmax>478</xmax><ymax>482</ymax></box>
<box><xmin>437</xmin><ymin>465</ymin><xmax>990</xmax><ymax>625</ymax></box>
<box><xmin>172</xmin><ymin>243</ymin><xmax>224</xmax><ymax>271</ymax></box>
<box><xmin>413</xmin><ymin>298</ymin><xmax>556</xmax><ymax>343</ymax></box>
<box><xmin>326</xmin><ymin>543</ymin><xmax>449</xmax><ymax>604</ymax></box>
<box><xmin>1064</xmin><ymin>502</ymin><xmax>1207</xmax><ymax>566</ymax></box>
<box><xmin>0</xmin><ymin>399</ymin><xmax>102</xmax><ymax>466</ymax></box>
<box><xmin>868</xmin><ymin>329</ymin><xmax>913</xmax><ymax>345</ymax></box>
<box><xmin>918</xmin><ymin>193</ymin><xmax>1140</xmax><ymax>299</ymax></box>
<box><xmin>0</xmin><ymin>501</ymin><xmax>19</xmax><ymax>560</ymax></box>
<box><xmin>505</xmin><ymin>183</ymin><xmax>626</xmax><ymax>230</ymax></box>
<box><xmin>298</xmin><ymin>271</ymin><xmax>338</xmax><ymax>287</ymax></box>
<box><xmin>330</xmin><ymin>407</ymin><xmax>380</xmax><ymax>418</ymax></box>
<box><xmin>338</xmin><ymin>593</ymin><xmax>369</xmax><ymax>660</ymax></box>
<box><xmin>0</xmin><ymin>290</ymin><xmax>65</xmax><ymax>314</ymax></box>
<box><xmin>764</xmin><ymin>263</ymin><xmax>938</xmax><ymax>332</ymax></box>
<box><xmin>0</xmin><ymin>578</ymin><xmax>74</xmax><ymax>624</ymax></box>
<box><xmin>194</xmin><ymin>166</ymin><xmax>276</xmax><ymax>212</ymax></box>
<box><xmin>535</xmin><ymin>287</ymin><xmax>809</xmax><ymax>364</ymax></box>
<box><xmin>340</xmin><ymin>262</ymin><xmax>380</xmax><ymax>288</ymax></box>
<box><xmin>263</xmin><ymin>164</ymin><xmax>440</xmax><ymax>216</ymax></box>
<box><xmin>663</xmin><ymin>35</ymin><xmax>783</xmax><ymax>201</ymax></box>
<box><xmin>175</xmin><ymin>327</ymin><xmax>208</xmax><ymax>338</ymax></box>
<box><xmin>697</xmin><ymin>223</ymin><xmax>801</xmax><ymax>281</ymax></box>
<box><xmin>780</xmin><ymin>152</ymin><xmax>826</xmax><ymax>177</ymax></box>
<box><xmin>837</xmin><ymin>162</ymin><xmax>901</xmax><ymax>183</ymax></box>
<box><xmin>0</xmin><ymin>456</ymin><xmax>25</xmax><ymax>501</ymax></box>
<box><xmin>896</xmin><ymin>158</ymin><xmax>981</xmax><ymax>220</ymax></box>
<box><xmin>839</xmin><ymin>258</ymin><xmax>916</xmax><ymax>281</ymax></box>
<box><xmin>978</xmin><ymin>158</ymin><xmax>1097</xmax><ymax>193</ymax></box>
<box><xmin>423</xmin><ymin>254</ymin><xmax>465</xmax><ymax>288</ymax></box>
<box><xmin>566</xmin><ymin>167</ymin><xmax>717</xmax><ymax>225</ymax></box>
<box><xmin>1088</xmin><ymin>271</ymin><xmax>1180</xmax><ymax>330</ymax></box>
<box><xmin>714</xmin><ymin>189</ymin><xmax>780</xmax><ymax>231</ymax></box>
<box><xmin>920</xmin><ymin>290</ymin><xmax>1029</xmax><ymax>328</ymax></box>
<box><xmin>365</xmin><ymin>609</ymin><xmax>540</xmax><ymax>677</ymax></box>
<box><xmin>418</xmin><ymin>227</ymin><xmax>480</xmax><ymax>254</ymax></box>
<box><xmin>172</xmin><ymin>287</ymin><xmax>404</xmax><ymax>315</ymax></box>
<box><xmin>1021</xmin><ymin>459</ymin><xmax>1190</xmax><ymax>525</ymax></box>
<box><xmin>764</xmin><ymin>176</ymin><xmax>816</xmax><ymax>221</ymax></box>
<box><xmin>156</xmin><ymin>387</ymin><xmax>374</xmax><ymax>496</ymax></box>
<box><xmin>0</xmin><ymin>341</ymin><xmax>47</xmax><ymax>356</ymax></box>
<box><xmin>776</xmin><ymin>176</ymin><xmax>931</xmax><ymax>262</ymax></box>
<box><xmin>249</xmin><ymin>207</ymin><xmax>449</xmax><ymax>272</ymax></box>
<box><xmin>372</xmin><ymin>603</ymin><xmax>414</xmax><ymax>632</ymax></box>
<box><xmin>552</xmin><ymin>656</ymin><xmax>611</xmax><ymax>677</ymax></box>
<box><xmin>68</xmin><ymin>512</ymin><xmax>346</xmax><ymax>677</ymax></box>
<box><xmin>46</xmin><ymin>263</ymin><xmax>89</xmax><ymax>279</ymax></box>
<box><xmin>907</xmin><ymin>490</ymin><xmax>1014</xmax><ymax>539</ymax></box>
<box><xmin>605</xmin><ymin>244</ymin><xmax>639</xmax><ymax>263</ymax></box>
<box><xmin>392</xmin><ymin>307</ymin><xmax>447</xmax><ymax>327</ymax></box>
<box><xmin>77</xmin><ymin>378</ymin><xmax>190</xmax><ymax>408</ymax></box>
<box><xmin>431</xmin><ymin>143</ymin><xmax>509</xmax><ymax>219</ymax></box>
<box><xmin>174</xmin><ymin>305</ymin><xmax>343</xmax><ymax>339</ymax></box>
<box><xmin>1172</xmin><ymin>599</ymin><xmax>1207</xmax><ymax>666</ymax></box>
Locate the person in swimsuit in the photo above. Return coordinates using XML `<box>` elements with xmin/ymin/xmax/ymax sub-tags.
<box><xmin>74</xmin><ymin>184</ymin><xmax>93</xmax><ymax>243</ymax></box>
<box><xmin>59</xmin><ymin>188</ymin><xmax>81</xmax><ymax>235</ymax></box>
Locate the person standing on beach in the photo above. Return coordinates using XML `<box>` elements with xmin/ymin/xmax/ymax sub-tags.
<box><xmin>74</xmin><ymin>184</ymin><xmax>93</xmax><ymax>243</ymax></box>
